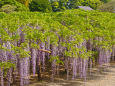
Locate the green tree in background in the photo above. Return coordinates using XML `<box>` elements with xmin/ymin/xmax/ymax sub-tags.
<box><xmin>58</xmin><ymin>0</ymin><xmax>69</xmax><ymax>10</ymax></box>
<box><xmin>0</xmin><ymin>4</ymin><xmax>16</xmax><ymax>13</ymax></box>
<box><xmin>51</xmin><ymin>1</ymin><xmax>60</xmax><ymax>12</ymax></box>
<box><xmin>51</xmin><ymin>0</ymin><xmax>69</xmax><ymax>12</ymax></box>
<box><xmin>29</xmin><ymin>0</ymin><xmax>52</xmax><ymax>12</ymax></box>
<box><xmin>101</xmin><ymin>0</ymin><xmax>111</xmax><ymax>3</ymax></box>
<box><xmin>69</xmin><ymin>0</ymin><xmax>102</xmax><ymax>9</ymax></box>
<box><xmin>0</xmin><ymin>0</ymin><xmax>106</xmax><ymax>13</ymax></box>
<box><xmin>0</xmin><ymin>0</ymin><xmax>28</xmax><ymax>12</ymax></box>
<box><xmin>16</xmin><ymin>0</ymin><xmax>32</xmax><ymax>7</ymax></box>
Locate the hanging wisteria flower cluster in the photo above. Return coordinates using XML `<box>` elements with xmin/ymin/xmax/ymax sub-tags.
<box><xmin>0</xmin><ymin>9</ymin><xmax>115</xmax><ymax>86</ymax></box>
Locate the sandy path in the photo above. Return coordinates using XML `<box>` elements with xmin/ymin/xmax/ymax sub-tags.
<box><xmin>80</xmin><ymin>65</ymin><xmax>115</xmax><ymax>86</ymax></box>
<box><xmin>30</xmin><ymin>64</ymin><xmax>115</xmax><ymax>86</ymax></box>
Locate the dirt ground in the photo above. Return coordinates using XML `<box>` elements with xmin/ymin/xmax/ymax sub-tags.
<box><xmin>29</xmin><ymin>63</ymin><xmax>115</xmax><ymax>86</ymax></box>
<box><xmin>80</xmin><ymin>64</ymin><xmax>115</xmax><ymax>86</ymax></box>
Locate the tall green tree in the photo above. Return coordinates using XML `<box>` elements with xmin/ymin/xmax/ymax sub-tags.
<box><xmin>29</xmin><ymin>0</ymin><xmax>52</xmax><ymax>12</ymax></box>
<box><xmin>16</xmin><ymin>0</ymin><xmax>32</xmax><ymax>7</ymax></box>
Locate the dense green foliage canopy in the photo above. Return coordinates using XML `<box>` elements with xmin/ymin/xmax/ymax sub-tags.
<box><xmin>0</xmin><ymin>9</ymin><xmax>115</xmax><ymax>68</ymax></box>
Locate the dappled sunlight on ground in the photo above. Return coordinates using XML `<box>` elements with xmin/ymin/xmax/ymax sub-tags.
<box><xmin>29</xmin><ymin>63</ymin><xmax>115</xmax><ymax>86</ymax></box>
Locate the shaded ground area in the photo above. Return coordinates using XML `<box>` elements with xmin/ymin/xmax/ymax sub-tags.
<box><xmin>29</xmin><ymin>62</ymin><xmax>115</xmax><ymax>86</ymax></box>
